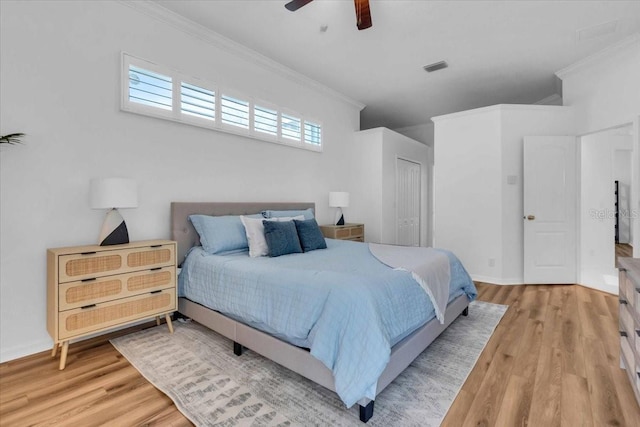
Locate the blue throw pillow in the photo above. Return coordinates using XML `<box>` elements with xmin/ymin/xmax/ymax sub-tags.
<box><xmin>262</xmin><ymin>208</ymin><xmax>314</xmax><ymax>220</ymax></box>
<box><xmin>189</xmin><ymin>214</ymin><xmax>259</xmax><ymax>255</ymax></box>
<box><xmin>263</xmin><ymin>220</ymin><xmax>303</xmax><ymax>257</ymax></box>
<box><xmin>294</xmin><ymin>219</ymin><xmax>327</xmax><ymax>252</ymax></box>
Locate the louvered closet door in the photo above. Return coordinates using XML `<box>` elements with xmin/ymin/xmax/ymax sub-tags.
<box><xmin>396</xmin><ymin>158</ymin><xmax>421</xmax><ymax>246</ymax></box>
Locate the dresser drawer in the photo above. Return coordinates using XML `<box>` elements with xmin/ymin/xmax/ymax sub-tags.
<box><xmin>59</xmin><ymin>266</ymin><xmax>175</xmax><ymax>311</ymax></box>
<box><xmin>621</xmin><ymin>304</ymin><xmax>635</xmax><ymax>336</ymax></box>
<box><xmin>621</xmin><ymin>334</ymin><xmax>635</xmax><ymax>372</ymax></box>
<box><xmin>58</xmin><ymin>244</ymin><xmax>175</xmax><ymax>282</ymax></box>
<box><xmin>58</xmin><ymin>289</ymin><xmax>176</xmax><ymax>339</ymax></box>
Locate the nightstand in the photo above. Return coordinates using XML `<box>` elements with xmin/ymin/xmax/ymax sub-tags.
<box><xmin>47</xmin><ymin>239</ymin><xmax>177</xmax><ymax>370</ymax></box>
<box><xmin>319</xmin><ymin>223</ymin><xmax>364</xmax><ymax>242</ymax></box>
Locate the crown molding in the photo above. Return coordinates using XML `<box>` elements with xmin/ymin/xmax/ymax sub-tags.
<box><xmin>431</xmin><ymin>104</ymin><xmax>571</xmax><ymax>123</ymax></box>
<box><xmin>117</xmin><ymin>0</ymin><xmax>365</xmax><ymax>111</ymax></box>
<box><xmin>556</xmin><ymin>32</ymin><xmax>640</xmax><ymax>79</ymax></box>
<box><xmin>533</xmin><ymin>93</ymin><xmax>563</xmax><ymax>106</ymax></box>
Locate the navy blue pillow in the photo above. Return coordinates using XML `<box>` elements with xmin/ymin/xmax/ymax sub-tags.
<box><xmin>294</xmin><ymin>219</ymin><xmax>327</xmax><ymax>252</ymax></box>
<box><xmin>262</xmin><ymin>220</ymin><xmax>303</xmax><ymax>257</ymax></box>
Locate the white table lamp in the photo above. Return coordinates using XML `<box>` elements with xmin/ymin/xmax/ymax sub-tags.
<box><xmin>329</xmin><ymin>191</ymin><xmax>349</xmax><ymax>226</ymax></box>
<box><xmin>90</xmin><ymin>178</ymin><xmax>138</xmax><ymax>246</ymax></box>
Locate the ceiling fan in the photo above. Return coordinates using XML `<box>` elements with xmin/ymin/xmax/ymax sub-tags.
<box><xmin>285</xmin><ymin>0</ymin><xmax>372</xmax><ymax>30</ymax></box>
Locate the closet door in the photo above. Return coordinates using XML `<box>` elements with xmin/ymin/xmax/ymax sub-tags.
<box><xmin>396</xmin><ymin>158</ymin><xmax>421</xmax><ymax>246</ymax></box>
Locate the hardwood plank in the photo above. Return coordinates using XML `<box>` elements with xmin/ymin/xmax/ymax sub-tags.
<box><xmin>493</xmin><ymin>374</ymin><xmax>531</xmax><ymax>426</ymax></box>
<box><xmin>561</xmin><ymin>373</ymin><xmax>594</xmax><ymax>427</ymax></box>
<box><xmin>581</xmin><ymin>336</ymin><xmax>626</xmax><ymax>426</ymax></box>
<box><xmin>461</xmin><ymin>352</ymin><xmax>515</xmax><ymax>427</ymax></box>
<box><xmin>528</xmin><ymin>345</ymin><xmax>562</xmax><ymax>426</ymax></box>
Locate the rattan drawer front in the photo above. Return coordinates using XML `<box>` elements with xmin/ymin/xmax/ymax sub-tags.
<box><xmin>59</xmin><ymin>266</ymin><xmax>176</xmax><ymax>311</ymax></box>
<box><xmin>127</xmin><ymin>246</ymin><xmax>174</xmax><ymax>269</ymax></box>
<box><xmin>59</xmin><ymin>245</ymin><xmax>175</xmax><ymax>282</ymax></box>
<box><xmin>59</xmin><ymin>291</ymin><xmax>176</xmax><ymax>339</ymax></box>
<box><xmin>349</xmin><ymin>225</ymin><xmax>364</xmax><ymax>237</ymax></box>
<box><xmin>335</xmin><ymin>229</ymin><xmax>350</xmax><ymax>238</ymax></box>
<box><xmin>127</xmin><ymin>267</ymin><xmax>175</xmax><ymax>292</ymax></box>
<box><xmin>59</xmin><ymin>278</ymin><xmax>123</xmax><ymax>310</ymax></box>
<box><xmin>60</xmin><ymin>254</ymin><xmax>123</xmax><ymax>282</ymax></box>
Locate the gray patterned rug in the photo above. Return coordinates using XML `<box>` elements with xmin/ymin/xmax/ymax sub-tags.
<box><xmin>111</xmin><ymin>301</ymin><xmax>506</xmax><ymax>426</ymax></box>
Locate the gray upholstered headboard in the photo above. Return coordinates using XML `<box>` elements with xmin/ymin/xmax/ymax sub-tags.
<box><xmin>171</xmin><ymin>202</ymin><xmax>315</xmax><ymax>266</ymax></box>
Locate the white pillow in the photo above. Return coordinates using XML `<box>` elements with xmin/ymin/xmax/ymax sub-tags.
<box><xmin>241</xmin><ymin>215</ymin><xmax>304</xmax><ymax>257</ymax></box>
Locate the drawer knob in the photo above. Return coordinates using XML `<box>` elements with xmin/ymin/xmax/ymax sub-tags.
<box><xmin>620</xmin><ymin>331</ymin><xmax>628</xmax><ymax>337</ymax></box>
<box><xmin>80</xmin><ymin>251</ymin><xmax>97</xmax><ymax>255</ymax></box>
<box><xmin>80</xmin><ymin>304</ymin><xmax>96</xmax><ymax>310</ymax></box>
<box><xmin>150</xmin><ymin>290</ymin><xmax>162</xmax><ymax>294</ymax></box>
<box><xmin>619</xmin><ymin>299</ymin><xmax>628</xmax><ymax>305</ymax></box>
<box><xmin>150</xmin><ymin>267</ymin><xmax>162</xmax><ymax>271</ymax></box>
<box><xmin>81</xmin><ymin>277</ymin><xmax>97</xmax><ymax>282</ymax></box>
<box><xmin>150</xmin><ymin>245</ymin><xmax>162</xmax><ymax>248</ymax></box>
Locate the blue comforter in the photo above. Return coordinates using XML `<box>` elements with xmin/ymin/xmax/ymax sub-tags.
<box><xmin>179</xmin><ymin>239</ymin><xmax>476</xmax><ymax>408</ymax></box>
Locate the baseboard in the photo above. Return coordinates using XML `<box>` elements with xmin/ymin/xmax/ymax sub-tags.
<box><xmin>577</xmin><ymin>280</ymin><xmax>619</xmax><ymax>295</ymax></box>
<box><xmin>0</xmin><ymin>339</ymin><xmax>51</xmax><ymax>364</ymax></box>
<box><xmin>470</xmin><ymin>274</ymin><xmax>524</xmax><ymax>285</ymax></box>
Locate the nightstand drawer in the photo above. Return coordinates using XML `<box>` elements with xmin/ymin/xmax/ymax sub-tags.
<box><xmin>58</xmin><ymin>289</ymin><xmax>176</xmax><ymax>339</ymax></box>
<box><xmin>59</xmin><ymin>266</ymin><xmax>175</xmax><ymax>310</ymax></box>
<box><xmin>59</xmin><ymin>244</ymin><xmax>175</xmax><ymax>282</ymax></box>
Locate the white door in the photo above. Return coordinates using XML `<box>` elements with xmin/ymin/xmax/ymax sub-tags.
<box><xmin>524</xmin><ymin>136</ymin><xmax>577</xmax><ymax>284</ymax></box>
<box><xmin>396</xmin><ymin>158</ymin><xmax>421</xmax><ymax>246</ymax></box>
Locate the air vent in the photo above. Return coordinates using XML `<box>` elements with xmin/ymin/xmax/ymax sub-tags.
<box><xmin>423</xmin><ymin>61</ymin><xmax>448</xmax><ymax>73</ymax></box>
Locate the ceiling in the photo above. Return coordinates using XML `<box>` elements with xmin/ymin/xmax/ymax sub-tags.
<box><xmin>154</xmin><ymin>1</ymin><xmax>640</xmax><ymax>130</ymax></box>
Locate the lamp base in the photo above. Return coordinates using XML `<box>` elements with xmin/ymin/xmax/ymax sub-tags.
<box><xmin>334</xmin><ymin>208</ymin><xmax>345</xmax><ymax>226</ymax></box>
<box><xmin>99</xmin><ymin>208</ymin><xmax>130</xmax><ymax>246</ymax></box>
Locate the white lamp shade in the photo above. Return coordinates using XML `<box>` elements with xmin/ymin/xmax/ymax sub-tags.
<box><xmin>329</xmin><ymin>192</ymin><xmax>350</xmax><ymax>208</ymax></box>
<box><xmin>90</xmin><ymin>178</ymin><xmax>138</xmax><ymax>209</ymax></box>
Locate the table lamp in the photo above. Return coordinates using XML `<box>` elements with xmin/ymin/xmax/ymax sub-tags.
<box><xmin>90</xmin><ymin>178</ymin><xmax>138</xmax><ymax>246</ymax></box>
<box><xmin>329</xmin><ymin>191</ymin><xmax>349</xmax><ymax>226</ymax></box>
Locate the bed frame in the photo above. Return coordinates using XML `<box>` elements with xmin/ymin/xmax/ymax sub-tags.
<box><xmin>171</xmin><ymin>202</ymin><xmax>469</xmax><ymax>423</ymax></box>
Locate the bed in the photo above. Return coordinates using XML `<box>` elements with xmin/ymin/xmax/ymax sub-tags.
<box><xmin>171</xmin><ymin>202</ymin><xmax>476</xmax><ymax>423</ymax></box>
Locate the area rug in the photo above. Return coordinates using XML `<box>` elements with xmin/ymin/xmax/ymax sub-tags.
<box><xmin>111</xmin><ymin>300</ymin><xmax>507</xmax><ymax>426</ymax></box>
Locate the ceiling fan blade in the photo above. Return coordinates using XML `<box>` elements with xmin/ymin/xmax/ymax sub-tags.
<box><xmin>285</xmin><ymin>0</ymin><xmax>313</xmax><ymax>12</ymax></box>
<box><xmin>354</xmin><ymin>0</ymin><xmax>372</xmax><ymax>30</ymax></box>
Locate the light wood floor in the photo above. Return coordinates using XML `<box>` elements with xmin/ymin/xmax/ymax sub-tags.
<box><xmin>1</xmin><ymin>284</ymin><xmax>639</xmax><ymax>426</ymax></box>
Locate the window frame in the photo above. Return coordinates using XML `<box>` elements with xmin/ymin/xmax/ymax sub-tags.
<box><xmin>121</xmin><ymin>53</ymin><xmax>323</xmax><ymax>153</ymax></box>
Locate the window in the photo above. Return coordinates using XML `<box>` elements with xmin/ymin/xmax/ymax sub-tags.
<box><xmin>304</xmin><ymin>121</ymin><xmax>322</xmax><ymax>145</ymax></box>
<box><xmin>121</xmin><ymin>53</ymin><xmax>323</xmax><ymax>152</ymax></box>
<box><xmin>281</xmin><ymin>114</ymin><xmax>301</xmax><ymax>141</ymax></box>
<box><xmin>254</xmin><ymin>105</ymin><xmax>278</xmax><ymax>136</ymax></box>
<box><xmin>221</xmin><ymin>95</ymin><xmax>249</xmax><ymax>129</ymax></box>
<box><xmin>128</xmin><ymin>65</ymin><xmax>172</xmax><ymax>111</ymax></box>
<box><xmin>181</xmin><ymin>82</ymin><xmax>215</xmax><ymax>121</ymax></box>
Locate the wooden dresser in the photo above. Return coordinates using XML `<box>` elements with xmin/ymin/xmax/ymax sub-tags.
<box><xmin>319</xmin><ymin>223</ymin><xmax>365</xmax><ymax>242</ymax></box>
<box><xmin>47</xmin><ymin>239</ymin><xmax>177</xmax><ymax>369</ymax></box>
<box><xmin>618</xmin><ymin>257</ymin><xmax>640</xmax><ymax>405</ymax></box>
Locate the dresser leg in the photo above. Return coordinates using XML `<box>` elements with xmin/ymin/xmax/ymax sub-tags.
<box><xmin>59</xmin><ymin>341</ymin><xmax>69</xmax><ymax>370</ymax></box>
<box><xmin>165</xmin><ymin>314</ymin><xmax>174</xmax><ymax>334</ymax></box>
<box><xmin>156</xmin><ymin>316</ymin><xmax>161</xmax><ymax>326</ymax></box>
<box><xmin>51</xmin><ymin>343</ymin><xmax>58</xmax><ymax>358</ymax></box>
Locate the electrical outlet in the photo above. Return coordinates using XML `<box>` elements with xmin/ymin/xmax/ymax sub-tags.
<box><xmin>488</xmin><ymin>258</ymin><xmax>495</xmax><ymax>267</ymax></box>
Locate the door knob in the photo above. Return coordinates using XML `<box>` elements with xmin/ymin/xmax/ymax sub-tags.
<box><xmin>526</xmin><ymin>215</ymin><xmax>535</xmax><ymax>221</ymax></box>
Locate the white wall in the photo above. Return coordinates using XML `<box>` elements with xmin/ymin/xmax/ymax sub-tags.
<box><xmin>558</xmin><ymin>34</ymin><xmax>640</xmax><ymax>259</ymax></box>
<box><xmin>580</xmin><ymin>131</ymin><xmax>633</xmax><ymax>292</ymax></box>
<box><xmin>433</xmin><ymin>105</ymin><xmax>574</xmax><ymax>284</ymax></box>
<box><xmin>0</xmin><ymin>1</ymin><xmax>362</xmax><ymax>362</ymax></box>
<box><xmin>351</xmin><ymin>128</ymin><xmax>429</xmax><ymax>246</ymax></box>
<box><xmin>433</xmin><ymin>107</ymin><xmax>503</xmax><ymax>282</ymax></box>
